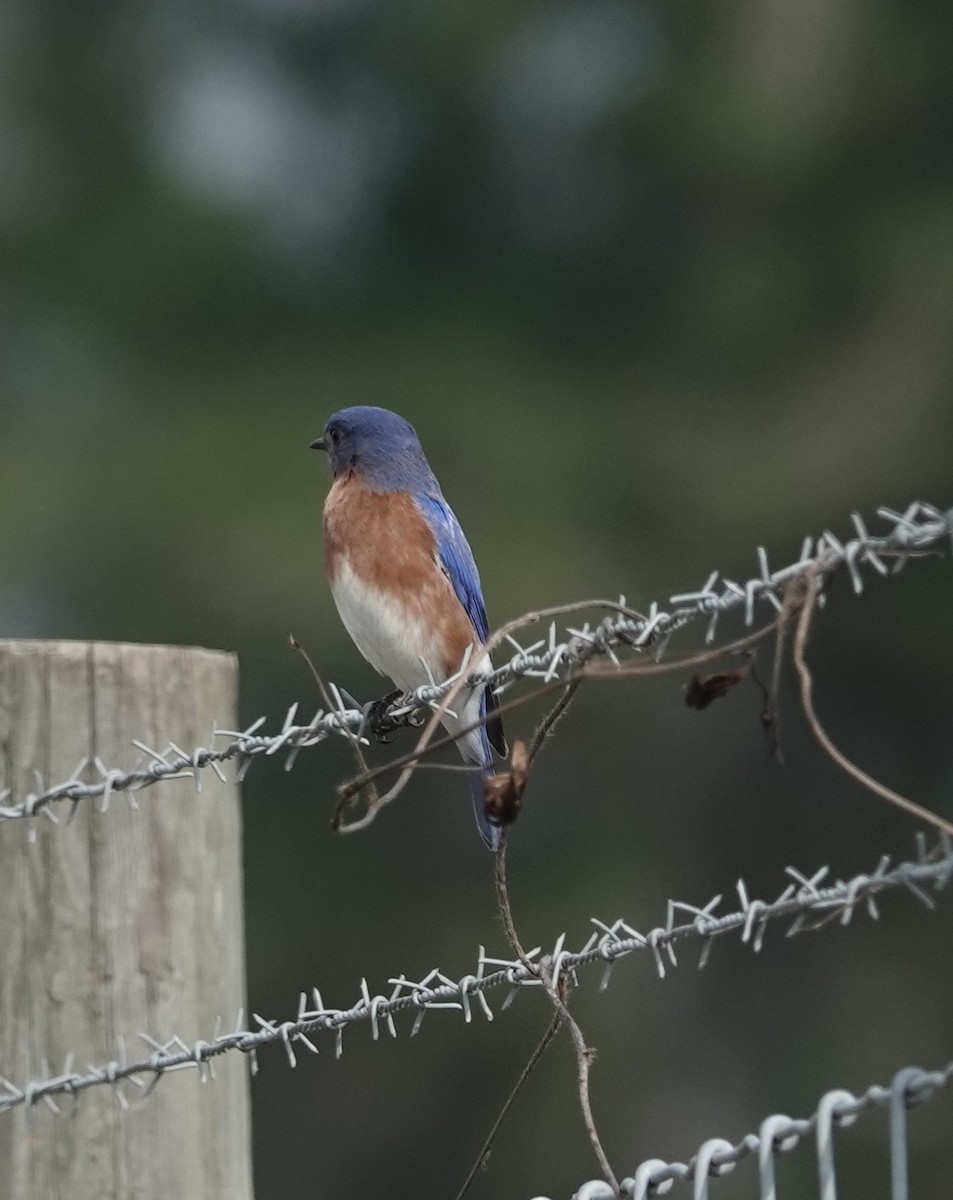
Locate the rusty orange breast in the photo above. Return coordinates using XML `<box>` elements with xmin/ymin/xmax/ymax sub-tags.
<box><xmin>322</xmin><ymin>475</ymin><xmax>478</xmax><ymax>676</ymax></box>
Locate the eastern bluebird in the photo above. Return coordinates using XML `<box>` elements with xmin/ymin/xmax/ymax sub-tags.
<box><xmin>310</xmin><ymin>406</ymin><xmax>507</xmax><ymax>849</ymax></box>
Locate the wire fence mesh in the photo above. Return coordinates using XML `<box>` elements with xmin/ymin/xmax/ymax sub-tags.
<box><xmin>549</xmin><ymin>1058</ymin><xmax>952</xmax><ymax>1200</ymax></box>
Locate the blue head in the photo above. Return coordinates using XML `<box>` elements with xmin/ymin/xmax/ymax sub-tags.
<box><xmin>310</xmin><ymin>406</ymin><xmax>440</xmax><ymax>493</ymax></box>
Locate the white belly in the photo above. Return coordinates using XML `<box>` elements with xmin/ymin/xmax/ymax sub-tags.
<box><xmin>330</xmin><ymin>558</ymin><xmax>490</xmax><ymax>763</ymax></box>
<box><xmin>330</xmin><ymin>558</ymin><xmax>442</xmax><ymax>691</ymax></box>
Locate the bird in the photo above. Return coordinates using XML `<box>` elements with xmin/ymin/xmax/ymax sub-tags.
<box><xmin>310</xmin><ymin>405</ymin><xmax>507</xmax><ymax>849</ymax></box>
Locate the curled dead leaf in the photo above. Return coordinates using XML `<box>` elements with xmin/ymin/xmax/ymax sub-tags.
<box><xmin>484</xmin><ymin>739</ymin><xmax>529</xmax><ymax>827</ymax></box>
<box><xmin>684</xmin><ymin>668</ymin><xmax>748</xmax><ymax>710</ymax></box>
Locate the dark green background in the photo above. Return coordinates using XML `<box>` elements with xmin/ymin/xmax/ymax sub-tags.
<box><xmin>1</xmin><ymin>1</ymin><xmax>951</xmax><ymax>1196</ymax></box>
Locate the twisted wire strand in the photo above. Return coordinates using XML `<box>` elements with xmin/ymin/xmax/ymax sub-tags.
<box><xmin>1</xmin><ymin>501</ymin><xmax>949</xmax><ymax>828</ymax></box>
<box><xmin>2</xmin><ymin>834</ymin><xmax>950</xmax><ymax>1115</ymax></box>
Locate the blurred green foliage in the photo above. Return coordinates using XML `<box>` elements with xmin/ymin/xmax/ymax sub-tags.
<box><xmin>1</xmin><ymin>1</ymin><xmax>952</xmax><ymax>1196</ymax></box>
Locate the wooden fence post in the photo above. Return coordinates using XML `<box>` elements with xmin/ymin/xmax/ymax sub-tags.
<box><xmin>0</xmin><ymin>640</ymin><xmax>252</xmax><ymax>1200</ymax></box>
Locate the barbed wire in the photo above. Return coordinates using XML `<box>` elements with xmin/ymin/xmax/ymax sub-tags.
<box><xmin>546</xmin><ymin>1058</ymin><xmax>953</xmax><ymax>1200</ymax></box>
<box><xmin>2</xmin><ymin>833</ymin><xmax>950</xmax><ymax>1116</ymax></box>
<box><xmin>0</xmin><ymin>501</ymin><xmax>948</xmax><ymax>830</ymax></box>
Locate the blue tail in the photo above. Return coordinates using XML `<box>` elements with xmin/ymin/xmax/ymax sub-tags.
<box><xmin>469</xmin><ymin>766</ymin><xmax>502</xmax><ymax>851</ymax></box>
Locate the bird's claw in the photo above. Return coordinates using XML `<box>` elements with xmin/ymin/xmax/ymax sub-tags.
<box><xmin>363</xmin><ymin>689</ymin><xmax>405</xmax><ymax>743</ymax></box>
<box><xmin>363</xmin><ymin>691</ymin><xmax>432</xmax><ymax>742</ymax></box>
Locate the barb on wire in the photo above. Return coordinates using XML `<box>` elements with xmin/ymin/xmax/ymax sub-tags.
<box><xmin>0</xmin><ymin>501</ymin><xmax>948</xmax><ymax>830</ymax></box>
<box><xmin>546</xmin><ymin>1058</ymin><xmax>953</xmax><ymax>1200</ymax></box>
<box><xmin>3</xmin><ymin>835</ymin><xmax>951</xmax><ymax>1116</ymax></box>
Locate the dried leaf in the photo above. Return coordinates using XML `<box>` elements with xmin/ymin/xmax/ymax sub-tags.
<box><xmin>684</xmin><ymin>669</ymin><xmax>748</xmax><ymax>710</ymax></box>
<box><xmin>484</xmin><ymin>739</ymin><xmax>529</xmax><ymax>826</ymax></box>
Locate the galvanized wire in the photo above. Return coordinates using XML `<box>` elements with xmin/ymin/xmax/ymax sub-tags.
<box><xmin>545</xmin><ymin>1059</ymin><xmax>953</xmax><ymax>1200</ymax></box>
<box><xmin>0</xmin><ymin>501</ymin><xmax>949</xmax><ymax>828</ymax></box>
<box><xmin>2</xmin><ymin>834</ymin><xmax>950</xmax><ymax>1115</ymax></box>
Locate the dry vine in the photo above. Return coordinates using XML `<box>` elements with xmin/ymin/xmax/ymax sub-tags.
<box><xmin>300</xmin><ymin>513</ymin><xmax>953</xmax><ymax>1197</ymax></box>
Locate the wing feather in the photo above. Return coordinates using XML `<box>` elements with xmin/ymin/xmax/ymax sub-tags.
<box><xmin>416</xmin><ymin>493</ymin><xmax>506</xmax><ymax>758</ymax></box>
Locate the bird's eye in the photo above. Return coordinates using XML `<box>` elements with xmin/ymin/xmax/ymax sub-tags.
<box><xmin>329</xmin><ymin>428</ymin><xmax>340</xmax><ymax>446</ymax></box>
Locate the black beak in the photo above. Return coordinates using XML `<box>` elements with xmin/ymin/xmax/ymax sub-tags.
<box><xmin>310</xmin><ymin>436</ymin><xmax>326</xmax><ymax>451</ymax></box>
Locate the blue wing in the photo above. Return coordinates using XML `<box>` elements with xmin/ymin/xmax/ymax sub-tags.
<box><xmin>416</xmin><ymin>493</ymin><xmax>506</xmax><ymax>760</ymax></box>
<box><xmin>416</xmin><ymin>493</ymin><xmax>490</xmax><ymax>642</ymax></box>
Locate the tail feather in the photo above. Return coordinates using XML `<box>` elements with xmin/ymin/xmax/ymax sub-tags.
<box><xmin>484</xmin><ymin>682</ymin><xmax>507</xmax><ymax>758</ymax></box>
<box><xmin>469</xmin><ymin>763</ymin><xmax>502</xmax><ymax>851</ymax></box>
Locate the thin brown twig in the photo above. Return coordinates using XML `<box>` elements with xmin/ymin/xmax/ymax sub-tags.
<box><xmin>480</xmin><ymin>680</ymin><xmax>583</xmax><ymax>829</ymax></box>
<box><xmin>452</xmin><ymin>1006</ymin><xmax>563</xmax><ymax>1200</ymax></box>
<box><xmin>747</xmin><ymin>653</ymin><xmax>781</xmax><ymax>761</ymax></box>
<box><xmin>331</xmin><ymin>600</ymin><xmax>649</xmax><ymax>834</ymax></box>
<box><xmin>470</xmin><ymin>620</ymin><xmax>783</xmax><ymax>1191</ymax></box>
<box><xmin>330</xmin><ymin>675</ymin><xmax>571</xmax><ymax>833</ymax></box>
<box><xmin>330</xmin><ymin>538</ymin><xmax>945</xmax><ymax>834</ymax></box>
<box><xmin>489</xmin><ymin>598</ymin><xmax>648</xmax><ymax>641</ymax></box>
<box><xmin>332</xmin><ymin>653</ymin><xmax>479</xmax><ymax>834</ymax></box>
<box><xmin>769</xmin><ymin>614</ymin><xmax>787</xmax><ymax>743</ymax></box>
<box><xmin>335</xmin><ymin>621</ymin><xmax>780</xmax><ymax>831</ymax></box>
<box><xmin>463</xmin><ymin>610</ymin><xmax>785</xmax><ymax>1196</ymax></box>
<box><xmin>494</xmin><ymin>834</ymin><xmax>620</xmax><ymax>1195</ymax></box>
<box><xmin>528</xmin><ymin>679</ymin><xmax>582</xmax><ymax>764</ymax></box>
<box><xmin>537</xmin><ymin>961</ymin><xmax>620</xmax><ymax>1196</ymax></box>
<box><xmin>339</xmin><ymin>676</ymin><xmax>565</xmax><ymax>801</ymax></box>
<box><xmin>792</xmin><ymin>569</ymin><xmax>953</xmax><ymax>839</ymax></box>
<box><xmin>748</xmin><ymin>578</ymin><xmax>807</xmax><ymax>763</ymax></box>
<box><xmin>407</xmin><ymin>761</ymin><xmax>485</xmax><ymax>774</ymax></box>
<box><xmin>448</xmin><ymin>837</ymin><xmax>562</xmax><ymax>1198</ymax></box>
<box><xmin>577</xmin><ymin>621</ymin><xmax>775</xmax><ymax>679</ymax></box>
<box><xmin>290</xmin><ymin>635</ymin><xmax>379</xmax><ymax>807</ymax></box>
<box><xmin>493</xmin><ymin>834</ymin><xmax>533</xmax><ymax>967</ymax></box>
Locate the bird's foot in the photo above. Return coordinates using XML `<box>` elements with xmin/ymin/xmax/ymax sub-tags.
<box><xmin>363</xmin><ymin>689</ymin><xmax>405</xmax><ymax>743</ymax></box>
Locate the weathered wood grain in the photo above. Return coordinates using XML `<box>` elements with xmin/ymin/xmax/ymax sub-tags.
<box><xmin>0</xmin><ymin>641</ymin><xmax>252</xmax><ymax>1200</ymax></box>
